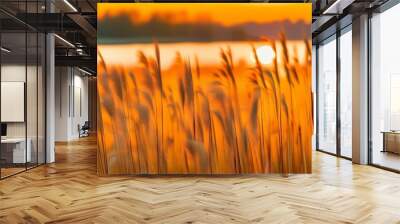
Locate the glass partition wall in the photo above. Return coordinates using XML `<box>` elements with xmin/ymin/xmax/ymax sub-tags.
<box><xmin>370</xmin><ymin>3</ymin><xmax>400</xmax><ymax>171</ymax></box>
<box><xmin>0</xmin><ymin>2</ymin><xmax>46</xmax><ymax>179</ymax></box>
<box><xmin>0</xmin><ymin>30</ymin><xmax>27</xmax><ymax>177</ymax></box>
<box><xmin>315</xmin><ymin>25</ymin><xmax>352</xmax><ymax>159</ymax></box>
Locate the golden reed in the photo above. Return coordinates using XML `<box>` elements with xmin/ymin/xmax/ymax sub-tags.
<box><xmin>97</xmin><ymin>33</ymin><xmax>313</xmax><ymax>175</ymax></box>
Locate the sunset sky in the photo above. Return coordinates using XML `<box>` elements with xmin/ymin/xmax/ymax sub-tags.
<box><xmin>98</xmin><ymin>3</ymin><xmax>311</xmax><ymax>26</ymax></box>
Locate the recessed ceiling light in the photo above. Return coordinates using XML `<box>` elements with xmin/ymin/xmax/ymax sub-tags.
<box><xmin>54</xmin><ymin>34</ymin><xmax>75</xmax><ymax>48</ymax></box>
<box><xmin>78</xmin><ymin>67</ymin><xmax>93</xmax><ymax>76</ymax></box>
<box><xmin>322</xmin><ymin>0</ymin><xmax>354</xmax><ymax>15</ymax></box>
<box><xmin>63</xmin><ymin>0</ymin><xmax>78</xmax><ymax>12</ymax></box>
<box><xmin>1</xmin><ymin>47</ymin><xmax>11</xmax><ymax>53</ymax></box>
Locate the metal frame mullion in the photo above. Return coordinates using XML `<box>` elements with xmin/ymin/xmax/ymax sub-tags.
<box><xmin>367</xmin><ymin>11</ymin><xmax>373</xmax><ymax>166</ymax></box>
<box><xmin>336</xmin><ymin>28</ymin><xmax>341</xmax><ymax>157</ymax></box>
<box><xmin>25</xmin><ymin>0</ymin><xmax>28</xmax><ymax>171</ymax></box>
<box><xmin>0</xmin><ymin>22</ymin><xmax>2</xmax><ymax>179</ymax></box>
<box><xmin>316</xmin><ymin>44</ymin><xmax>320</xmax><ymax>151</ymax></box>
<box><xmin>36</xmin><ymin>0</ymin><xmax>39</xmax><ymax>168</ymax></box>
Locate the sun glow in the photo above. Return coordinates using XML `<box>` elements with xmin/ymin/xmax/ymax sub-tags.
<box><xmin>256</xmin><ymin>45</ymin><xmax>275</xmax><ymax>65</ymax></box>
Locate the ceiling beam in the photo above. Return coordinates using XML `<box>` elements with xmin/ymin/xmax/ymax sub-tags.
<box><xmin>322</xmin><ymin>0</ymin><xmax>356</xmax><ymax>15</ymax></box>
<box><xmin>14</xmin><ymin>13</ymin><xmax>81</xmax><ymax>32</ymax></box>
<box><xmin>55</xmin><ymin>55</ymin><xmax>96</xmax><ymax>71</ymax></box>
<box><xmin>67</xmin><ymin>13</ymin><xmax>96</xmax><ymax>38</ymax></box>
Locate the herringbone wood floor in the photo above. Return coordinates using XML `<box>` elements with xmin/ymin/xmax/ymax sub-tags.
<box><xmin>1</xmin><ymin>136</ymin><xmax>400</xmax><ymax>224</ymax></box>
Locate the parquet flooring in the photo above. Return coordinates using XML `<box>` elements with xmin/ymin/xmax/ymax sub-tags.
<box><xmin>1</xmin><ymin>136</ymin><xmax>400</xmax><ymax>223</ymax></box>
<box><xmin>0</xmin><ymin>167</ymin><xmax>26</xmax><ymax>178</ymax></box>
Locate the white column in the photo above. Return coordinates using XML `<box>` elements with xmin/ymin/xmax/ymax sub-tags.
<box><xmin>352</xmin><ymin>14</ymin><xmax>369</xmax><ymax>164</ymax></box>
<box><xmin>45</xmin><ymin>1</ymin><xmax>55</xmax><ymax>163</ymax></box>
<box><xmin>46</xmin><ymin>33</ymin><xmax>55</xmax><ymax>163</ymax></box>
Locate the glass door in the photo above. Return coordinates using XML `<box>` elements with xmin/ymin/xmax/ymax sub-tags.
<box><xmin>317</xmin><ymin>35</ymin><xmax>337</xmax><ymax>154</ymax></box>
<box><xmin>339</xmin><ymin>26</ymin><xmax>352</xmax><ymax>158</ymax></box>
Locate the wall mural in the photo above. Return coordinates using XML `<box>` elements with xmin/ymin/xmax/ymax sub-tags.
<box><xmin>97</xmin><ymin>3</ymin><xmax>313</xmax><ymax>175</ymax></box>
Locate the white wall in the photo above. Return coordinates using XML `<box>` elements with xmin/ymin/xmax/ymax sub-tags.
<box><xmin>71</xmin><ymin>73</ymin><xmax>89</xmax><ymax>138</ymax></box>
<box><xmin>55</xmin><ymin>67</ymin><xmax>70</xmax><ymax>141</ymax></box>
<box><xmin>54</xmin><ymin>67</ymin><xmax>89</xmax><ymax>141</ymax></box>
<box><xmin>1</xmin><ymin>64</ymin><xmax>26</xmax><ymax>81</ymax></box>
<box><xmin>1</xmin><ymin>65</ymin><xmax>35</xmax><ymax>138</ymax></box>
<box><xmin>1</xmin><ymin>65</ymin><xmax>26</xmax><ymax>140</ymax></box>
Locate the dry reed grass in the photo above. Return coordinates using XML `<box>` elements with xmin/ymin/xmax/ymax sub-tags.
<box><xmin>97</xmin><ymin>33</ymin><xmax>313</xmax><ymax>175</ymax></box>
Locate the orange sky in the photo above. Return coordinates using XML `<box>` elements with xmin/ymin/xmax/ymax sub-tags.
<box><xmin>98</xmin><ymin>3</ymin><xmax>311</xmax><ymax>26</ymax></box>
